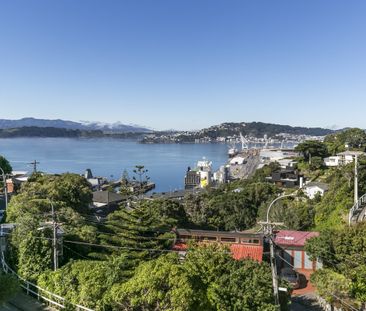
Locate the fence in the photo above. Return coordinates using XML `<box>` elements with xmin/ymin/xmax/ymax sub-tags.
<box><xmin>1</xmin><ymin>252</ymin><xmax>94</xmax><ymax>311</ymax></box>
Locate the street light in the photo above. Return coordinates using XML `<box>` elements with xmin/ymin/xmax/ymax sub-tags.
<box><xmin>260</xmin><ymin>189</ymin><xmax>302</xmax><ymax>307</ymax></box>
<box><xmin>0</xmin><ymin>167</ymin><xmax>8</xmax><ymax>211</ymax></box>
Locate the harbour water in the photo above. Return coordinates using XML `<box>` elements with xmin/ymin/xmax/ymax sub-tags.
<box><xmin>0</xmin><ymin>138</ymin><xmax>231</xmax><ymax>193</ymax></box>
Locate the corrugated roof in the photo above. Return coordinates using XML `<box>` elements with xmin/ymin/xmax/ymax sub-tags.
<box><xmin>230</xmin><ymin>244</ymin><xmax>263</xmax><ymax>262</ymax></box>
<box><xmin>274</xmin><ymin>230</ymin><xmax>319</xmax><ymax>247</ymax></box>
<box><xmin>172</xmin><ymin>242</ymin><xmax>263</xmax><ymax>262</ymax></box>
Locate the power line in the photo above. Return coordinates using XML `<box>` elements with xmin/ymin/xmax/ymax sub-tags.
<box><xmin>63</xmin><ymin>244</ymin><xmax>90</xmax><ymax>260</ymax></box>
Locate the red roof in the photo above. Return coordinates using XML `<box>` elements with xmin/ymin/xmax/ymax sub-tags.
<box><xmin>172</xmin><ymin>243</ymin><xmax>188</xmax><ymax>251</ymax></box>
<box><xmin>230</xmin><ymin>244</ymin><xmax>263</xmax><ymax>262</ymax></box>
<box><xmin>274</xmin><ymin>230</ymin><xmax>319</xmax><ymax>247</ymax></box>
<box><xmin>172</xmin><ymin>242</ymin><xmax>263</xmax><ymax>262</ymax></box>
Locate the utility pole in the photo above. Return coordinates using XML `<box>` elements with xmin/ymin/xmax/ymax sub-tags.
<box><xmin>258</xmin><ymin>191</ymin><xmax>300</xmax><ymax>308</ymax></box>
<box><xmin>50</xmin><ymin>201</ymin><xmax>58</xmax><ymax>271</ymax></box>
<box><xmin>0</xmin><ymin>167</ymin><xmax>8</xmax><ymax>211</ymax></box>
<box><xmin>29</xmin><ymin>160</ymin><xmax>40</xmax><ymax>173</ymax></box>
<box><xmin>354</xmin><ymin>155</ymin><xmax>358</xmax><ymax>204</ymax></box>
<box><xmin>258</xmin><ymin>220</ymin><xmax>283</xmax><ymax>307</ymax></box>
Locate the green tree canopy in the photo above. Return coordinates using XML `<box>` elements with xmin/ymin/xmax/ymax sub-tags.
<box><xmin>38</xmin><ymin>255</ymin><xmax>132</xmax><ymax>310</ymax></box>
<box><xmin>99</xmin><ymin>199</ymin><xmax>178</xmax><ymax>263</ymax></box>
<box><xmin>183</xmin><ymin>182</ymin><xmax>277</xmax><ymax>231</ymax></box>
<box><xmin>106</xmin><ymin>245</ymin><xmax>285</xmax><ymax>311</ymax></box>
<box><xmin>295</xmin><ymin>140</ymin><xmax>329</xmax><ymax>162</ymax></box>
<box><xmin>324</xmin><ymin>128</ymin><xmax>366</xmax><ymax>154</ymax></box>
<box><xmin>0</xmin><ymin>155</ymin><xmax>12</xmax><ymax>175</ymax></box>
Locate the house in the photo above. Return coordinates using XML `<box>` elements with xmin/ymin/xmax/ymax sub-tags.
<box><xmin>5</xmin><ymin>171</ymin><xmax>29</xmax><ymax>193</ymax></box>
<box><xmin>267</xmin><ymin>168</ymin><xmax>304</xmax><ymax>188</ymax></box>
<box><xmin>304</xmin><ymin>182</ymin><xmax>329</xmax><ymax>199</ymax></box>
<box><xmin>91</xmin><ymin>191</ymin><xmax>124</xmax><ymax>217</ymax></box>
<box><xmin>84</xmin><ymin>169</ymin><xmax>105</xmax><ymax>190</ymax></box>
<box><xmin>173</xmin><ymin>229</ymin><xmax>264</xmax><ymax>262</ymax></box>
<box><xmin>323</xmin><ymin>156</ymin><xmax>340</xmax><ymax>167</ymax></box>
<box><xmin>274</xmin><ymin>230</ymin><xmax>322</xmax><ymax>273</ymax></box>
<box><xmin>337</xmin><ymin>151</ymin><xmax>366</xmax><ymax>165</ymax></box>
<box><xmin>324</xmin><ymin>151</ymin><xmax>366</xmax><ymax>167</ymax></box>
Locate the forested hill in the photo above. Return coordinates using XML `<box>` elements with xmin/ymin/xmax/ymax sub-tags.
<box><xmin>198</xmin><ymin>122</ymin><xmax>335</xmax><ymax>138</ymax></box>
<box><xmin>0</xmin><ymin>117</ymin><xmax>150</xmax><ymax>133</ymax></box>
<box><xmin>0</xmin><ymin>127</ymin><xmax>145</xmax><ymax>138</ymax></box>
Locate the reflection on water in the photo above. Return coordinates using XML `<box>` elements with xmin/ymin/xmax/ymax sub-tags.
<box><xmin>0</xmin><ymin>138</ymin><xmax>230</xmax><ymax>193</ymax></box>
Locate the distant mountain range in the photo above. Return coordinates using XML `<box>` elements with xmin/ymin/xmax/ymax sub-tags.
<box><xmin>0</xmin><ymin>118</ymin><xmax>151</xmax><ymax>133</ymax></box>
<box><xmin>0</xmin><ymin>118</ymin><xmax>339</xmax><ymax>140</ymax></box>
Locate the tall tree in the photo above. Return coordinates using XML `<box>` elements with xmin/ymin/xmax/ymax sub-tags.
<box><xmin>99</xmin><ymin>200</ymin><xmax>177</xmax><ymax>262</ymax></box>
<box><xmin>295</xmin><ymin>140</ymin><xmax>329</xmax><ymax>163</ymax></box>
<box><xmin>0</xmin><ymin>155</ymin><xmax>12</xmax><ymax>175</ymax></box>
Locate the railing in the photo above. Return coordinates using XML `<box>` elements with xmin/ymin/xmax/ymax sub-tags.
<box><xmin>349</xmin><ymin>193</ymin><xmax>366</xmax><ymax>225</ymax></box>
<box><xmin>1</xmin><ymin>252</ymin><xmax>94</xmax><ymax>311</ymax></box>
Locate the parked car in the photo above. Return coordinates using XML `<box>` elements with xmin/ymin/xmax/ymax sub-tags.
<box><xmin>280</xmin><ymin>268</ymin><xmax>300</xmax><ymax>289</ymax></box>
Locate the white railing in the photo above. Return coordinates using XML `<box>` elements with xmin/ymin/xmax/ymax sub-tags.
<box><xmin>1</xmin><ymin>252</ymin><xmax>94</xmax><ymax>311</ymax></box>
<box><xmin>349</xmin><ymin>193</ymin><xmax>366</xmax><ymax>225</ymax></box>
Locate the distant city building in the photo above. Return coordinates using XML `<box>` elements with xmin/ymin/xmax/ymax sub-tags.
<box><xmin>184</xmin><ymin>159</ymin><xmax>213</xmax><ymax>189</ymax></box>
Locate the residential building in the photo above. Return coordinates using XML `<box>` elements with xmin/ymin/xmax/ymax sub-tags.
<box><xmin>304</xmin><ymin>182</ymin><xmax>329</xmax><ymax>199</ymax></box>
<box><xmin>324</xmin><ymin>151</ymin><xmax>366</xmax><ymax>167</ymax></box>
<box><xmin>274</xmin><ymin>230</ymin><xmax>322</xmax><ymax>273</ymax></box>
<box><xmin>91</xmin><ymin>191</ymin><xmax>124</xmax><ymax>217</ymax></box>
<box><xmin>173</xmin><ymin>229</ymin><xmax>264</xmax><ymax>262</ymax></box>
<box><xmin>267</xmin><ymin>168</ymin><xmax>304</xmax><ymax>188</ymax></box>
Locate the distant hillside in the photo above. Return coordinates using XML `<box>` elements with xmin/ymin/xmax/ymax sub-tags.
<box><xmin>0</xmin><ymin>127</ymin><xmax>146</xmax><ymax>138</ymax></box>
<box><xmin>198</xmin><ymin>122</ymin><xmax>334</xmax><ymax>138</ymax></box>
<box><xmin>0</xmin><ymin>118</ymin><xmax>150</xmax><ymax>133</ymax></box>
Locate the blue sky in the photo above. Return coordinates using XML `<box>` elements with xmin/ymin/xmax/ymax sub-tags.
<box><xmin>0</xmin><ymin>0</ymin><xmax>366</xmax><ymax>130</ymax></box>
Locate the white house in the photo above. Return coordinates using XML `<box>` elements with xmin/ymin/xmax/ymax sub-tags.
<box><xmin>304</xmin><ymin>182</ymin><xmax>329</xmax><ymax>199</ymax></box>
<box><xmin>324</xmin><ymin>156</ymin><xmax>340</xmax><ymax>167</ymax></box>
<box><xmin>337</xmin><ymin>151</ymin><xmax>366</xmax><ymax>165</ymax></box>
<box><xmin>324</xmin><ymin>151</ymin><xmax>366</xmax><ymax>167</ymax></box>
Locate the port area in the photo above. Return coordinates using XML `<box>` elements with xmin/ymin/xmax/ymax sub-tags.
<box><xmin>227</xmin><ymin>149</ymin><xmax>261</xmax><ymax>180</ymax></box>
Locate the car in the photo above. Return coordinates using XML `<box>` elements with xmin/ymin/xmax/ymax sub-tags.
<box><xmin>280</xmin><ymin>268</ymin><xmax>300</xmax><ymax>289</ymax></box>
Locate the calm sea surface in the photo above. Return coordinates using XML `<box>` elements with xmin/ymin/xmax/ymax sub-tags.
<box><xmin>0</xmin><ymin>138</ymin><xmax>231</xmax><ymax>193</ymax></box>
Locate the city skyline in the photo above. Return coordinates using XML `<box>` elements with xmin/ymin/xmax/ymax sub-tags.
<box><xmin>1</xmin><ymin>1</ymin><xmax>366</xmax><ymax>130</ymax></box>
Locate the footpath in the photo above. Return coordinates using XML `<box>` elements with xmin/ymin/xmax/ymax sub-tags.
<box><xmin>0</xmin><ymin>292</ymin><xmax>53</xmax><ymax>311</ymax></box>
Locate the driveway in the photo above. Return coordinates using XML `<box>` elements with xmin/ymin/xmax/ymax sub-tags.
<box><xmin>291</xmin><ymin>294</ymin><xmax>323</xmax><ymax>311</ymax></box>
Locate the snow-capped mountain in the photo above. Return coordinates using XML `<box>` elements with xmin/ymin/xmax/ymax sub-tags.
<box><xmin>0</xmin><ymin>118</ymin><xmax>151</xmax><ymax>133</ymax></box>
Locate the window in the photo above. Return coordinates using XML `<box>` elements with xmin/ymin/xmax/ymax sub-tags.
<box><xmin>220</xmin><ymin>237</ymin><xmax>237</xmax><ymax>243</ymax></box>
<box><xmin>241</xmin><ymin>238</ymin><xmax>260</xmax><ymax>245</ymax></box>
<box><xmin>179</xmin><ymin>235</ymin><xmax>192</xmax><ymax>241</ymax></box>
<box><xmin>201</xmin><ymin>236</ymin><xmax>217</xmax><ymax>241</ymax></box>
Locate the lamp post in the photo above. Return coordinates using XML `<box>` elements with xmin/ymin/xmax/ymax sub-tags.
<box><xmin>259</xmin><ymin>190</ymin><xmax>301</xmax><ymax>307</ymax></box>
<box><xmin>0</xmin><ymin>167</ymin><xmax>8</xmax><ymax>211</ymax></box>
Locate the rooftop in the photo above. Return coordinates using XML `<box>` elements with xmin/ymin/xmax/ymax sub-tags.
<box><xmin>274</xmin><ymin>230</ymin><xmax>319</xmax><ymax>247</ymax></box>
<box><xmin>305</xmin><ymin>182</ymin><xmax>329</xmax><ymax>191</ymax></box>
